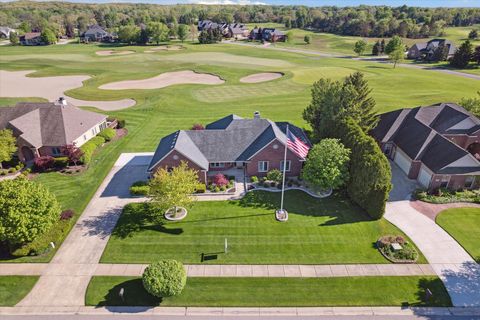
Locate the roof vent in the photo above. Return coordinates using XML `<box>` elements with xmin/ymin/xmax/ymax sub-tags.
<box><xmin>58</xmin><ymin>97</ymin><xmax>67</xmax><ymax>106</ymax></box>
<box><xmin>254</xmin><ymin>111</ymin><xmax>261</xmax><ymax>119</ymax></box>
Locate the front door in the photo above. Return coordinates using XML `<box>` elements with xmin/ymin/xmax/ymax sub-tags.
<box><xmin>21</xmin><ymin>146</ymin><xmax>35</xmax><ymax>162</ymax></box>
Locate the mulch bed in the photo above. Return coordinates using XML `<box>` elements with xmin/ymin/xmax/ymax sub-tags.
<box><xmin>410</xmin><ymin>200</ymin><xmax>480</xmax><ymax>221</ymax></box>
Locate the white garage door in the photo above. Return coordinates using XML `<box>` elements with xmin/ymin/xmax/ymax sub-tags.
<box><xmin>418</xmin><ymin>166</ymin><xmax>432</xmax><ymax>188</ymax></box>
<box><xmin>394</xmin><ymin>150</ymin><xmax>411</xmax><ymax>175</ymax></box>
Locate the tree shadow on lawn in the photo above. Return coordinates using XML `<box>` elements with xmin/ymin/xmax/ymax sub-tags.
<box><xmin>237</xmin><ymin>190</ymin><xmax>372</xmax><ymax>225</ymax></box>
<box><xmin>410</xmin><ymin>277</ymin><xmax>453</xmax><ymax>307</ymax></box>
<box><xmin>96</xmin><ymin>278</ymin><xmax>161</xmax><ymax>307</ymax></box>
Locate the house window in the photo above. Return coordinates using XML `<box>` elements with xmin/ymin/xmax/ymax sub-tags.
<box><xmin>258</xmin><ymin>161</ymin><xmax>269</xmax><ymax>172</ymax></box>
<box><xmin>51</xmin><ymin>147</ymin><xmax>61</xmax><ymax>156</ymax></box>
<box><xmin>440</xmin><ymin>176</ymin><xmax>450</xmax><ymax>189</ymax></box>
<box><xmin>210</xmin><ymin>163</ymin><xmax>225</xmax><ymax>168</ymax></box>
<box><xmin>100</xmin><ymin>122</ymin><xmax>107</xmax><ymax>130</ymax></box>
<box><xmin>280</xmin><ymin>160</ymin><xmax>291</xmax><ymax>172</ymax></box>
<box><xmin>84</xmin><ymin>135</ymin><xmax>87</xmax><ymax>141</ymax></box>
<box><xmin>464</xmin><ymin>176</ymin><xmax>475</xmax><ymax>189</ymax></box>
<box><xmin>91</xmin><ymin>128</ymin><xmax>96</xmax><ymax>135</ymax></box>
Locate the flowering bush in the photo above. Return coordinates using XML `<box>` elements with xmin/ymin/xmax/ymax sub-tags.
<box><xmin>212</xmin><ymin>173</ymin><xmax>229</xmax><ymax>187</ymax></box>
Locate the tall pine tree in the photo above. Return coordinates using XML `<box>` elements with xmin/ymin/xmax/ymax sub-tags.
<box><xmin>450</xmin><ymin>40</ymin><xmax>473</xmax><ymax>68</ymax></box>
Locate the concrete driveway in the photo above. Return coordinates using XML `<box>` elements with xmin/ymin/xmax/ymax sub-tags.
<box><xmin>388</xmin><ymin>161</ymin><xmax>419</xmax><ymax>202</ymax></box>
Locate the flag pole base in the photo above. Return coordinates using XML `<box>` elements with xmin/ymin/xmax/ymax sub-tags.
<box><xmin>275</xmin><ymin>209</ymin><xmax>288</xmax><ymax>222</ymax></box>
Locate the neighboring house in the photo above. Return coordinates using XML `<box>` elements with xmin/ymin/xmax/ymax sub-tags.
<box><xmin>249</xmin><ymin>27</ymin><xmax>286</xmax><ymax>42</ymax></box>
<box><xmin>80</xmin><ymin>25</ymin><xmax>113</xmax><ymax>42</ymax></box>
<box><xmin>198</xmin><ymin>20</ymin><xmax>249</xmax><ymax>39</ymax></box>
<box><xmin>148</xmin><ymin>112</ymin><xmax>311</xmax><ymax>184</ymax></box>
<box><xmin>19</xmin><ymin>32</ymin><xmax>42</xmax><ymax>46</ymax></box>
<box><xmin>407</xmin><ymin>39</ymin><xmax>456</xmax><ymax>61</ymax></box>
<box><xmin>0</xmin><ymin>26</ymin><xmax>15</xmax><ymax>38</ymax></box>
<box><xmin>0</xmin><ymin>98</ymin><xmax>109</xmax><ymax>163</ymax></box>
<box><xmin>371</xmin><ymin>103</ymin><xmax>480</xmax><ymax>191</ymax></box>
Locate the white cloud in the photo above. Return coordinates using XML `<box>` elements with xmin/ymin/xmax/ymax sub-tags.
<box><xmin>190</xmin><ymin>0</ymin><xmax>267</xmax><ymax>5</ymax></box>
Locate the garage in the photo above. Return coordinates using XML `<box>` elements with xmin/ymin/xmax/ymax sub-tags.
<box><xmin>418</xmin><ymin>166</ymin><xmax>433</xmax><ymax>188</ymax></box>
<box><xmin>394</xmin><ymin>149</ymin><xmax>412</xmax><ymax>175</ymax></box>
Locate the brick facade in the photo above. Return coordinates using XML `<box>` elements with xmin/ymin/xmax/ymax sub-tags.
<box><xmin>150</xmin><ymin>150</ymin><xmax>207</xmax><ymax>184</ymax></box>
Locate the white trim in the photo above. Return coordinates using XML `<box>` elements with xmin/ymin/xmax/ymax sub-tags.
<box><xmin>258</xmin><ymin>161</ymin><xmax>269</xmax><ymax>172</ymax></box>
<box><xmin>246</xmin><ymin>138</ymin><xmax>276</xmax><ymax>160</ymax></box>
<box><xmin>148</xmin><ymin>148</ymin><xmax>208</xmax><ymax>172</ymax></box>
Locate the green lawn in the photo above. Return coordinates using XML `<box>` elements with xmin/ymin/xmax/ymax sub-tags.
<box><xmin>101</xmin><ymin>191</ymin><xmax>426</xmax><ymax>264</ymax></box>
<box><xmin>1</xmin><ymin>41</ymin><xmax>477</xmax><ymax>263</ymax></box>
<box><xmin>85</xmin><ymin>276</ymin><xmax>451</xmax><ymax>307</ymax></box>
<box><xmin>0</xmin><ymin>276</ymin><xmax>38</xmax><ymax>306</ymax></box>
<box><xmin>436</xmin><ymin>207</ymin><xmax>480</xmax><ymax>263</ymax></box>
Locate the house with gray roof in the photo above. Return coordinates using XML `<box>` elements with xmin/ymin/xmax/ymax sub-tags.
<box><xmin>407</xmin><ymin>39</ymin><xmax>456</xmax><ymax>61</ymax></box>
<box><xmin>198</xmin><ymin>20</ymin><xmax>249</xmax><ymax>39</ymax></box>
<box><xmin>148</xmin><ymin>112</ymin><xmax>311</xmax><ymax>184</ymax></box>
<box><xmin>0</xmin><ymin>98</ymin><xmax>108</xmax><ymax>162</ymax></box>
<box><xmin>371</xmin><ymin>103</ymin><xmax>480</xmax><ymax>191</ymax></box>
<box><xmin>249</xmin><ymin>27</ymin><xmax>287</xmax><ymax>42</ymax></box>
<box><xmin>80</xmin><ymin>25</ymin><xmax>113</xmax><ymax>43</ymax></box>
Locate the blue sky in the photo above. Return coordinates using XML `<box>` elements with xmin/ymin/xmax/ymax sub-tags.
<box><xmin>4</xmin><ymin>0</ymin><xmax>479</xmax><ymax>7</ymax></box>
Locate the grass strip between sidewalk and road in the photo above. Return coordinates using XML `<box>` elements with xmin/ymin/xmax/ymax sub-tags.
<box><xmin>86</xmin><ymin>276</ymin><xmax>452</xmax><ymax>307</ymax></box>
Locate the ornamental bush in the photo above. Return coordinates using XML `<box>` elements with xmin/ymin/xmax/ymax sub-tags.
<box><xmin>142</xmin><ymin>260</ymin><xmax>187</xmax><ymax>297</ymax></box>
<box><xmin>266</xmin><ymin>169</ymin><xmax>283</xmax><ymax>183</ymax></box>
<box><xmin>129</xmin><ymin>180</ymin><xmax>150</xmax><ymax>196</ymax></box>
<box><xmin>212</xmin><ymin>173</ymin><xmax>228</xmax><ymax>187</ymax></box>
<box><xmin>80</xmin><ymin>136</ymin><xmax>105</xmax><ymax>164</ymax></box>
<box><xmin>98</xmin><ymin>128</ymin><xmax>116</xmax><ymax>141</ymax></box>
<box><xmin>0</xmin><ymin>178</ymin><xmax>61</xmax><ymax>250</ymax></box>
<box><xmin>34</xmin><ymin>156</ymin><xmax>55</xmax><ymax>171</ymax></box>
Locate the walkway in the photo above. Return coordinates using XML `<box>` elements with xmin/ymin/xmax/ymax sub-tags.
<box><xmin>16</xmin><ymin>153</ymin><xmax>150</xmax><ymax>307</ymax></box>
<box><xmin>385</xmin><ymin>201</ymin><xmax>480</xmax><ymax>307</ymax></box>
<box><xmin>225</xmin><ymin>41</ymin><xmax>480</xmax><ymax>81</ymax></box>
<box><xmin>410</xmin><ymin>200</ymin><xmax>480</xmax><ymax>221</ymax></box>
<box><xmin>0</xmin><ymin>263</ymin><xmax>435</xmax><ymax>277</ymax></box>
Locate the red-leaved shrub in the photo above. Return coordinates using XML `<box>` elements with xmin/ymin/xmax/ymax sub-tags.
<box><xmin>212</xmin><ymin>173</ymin><xmax>229</xmax><ymax>187</ymax></box>
<box><xmin>191</xmin><ymin>124</ymin><xmax>205</xmax><ymax>130</ymax></box>
<box><xmin>60</xmin><ymin>209</ymin><xmax>75</xmax><ymax>220</ymax></box>
<box><xmin>34</xmin><ymin>156</ymin><xmax>55</xmax><ymax>171</ymax></box>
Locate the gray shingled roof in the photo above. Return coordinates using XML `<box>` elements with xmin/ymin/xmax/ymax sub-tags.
<box><xmin>372</xmin><ymin>103</ymin><xmax>480</xmax><ymax>174</ymax></box>
<box><xmin>148</xmin><ymin>115</ymin><xmax>310</xmax><ymax>172</ymax></box>
<box><xmin>0</xmin><ymin>102</ymin><xmax>107</xmax><ymax>148</ymax></box>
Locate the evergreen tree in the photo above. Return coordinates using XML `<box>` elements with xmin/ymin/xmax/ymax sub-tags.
<box><xmin>430</xmin><ymin>42</ymin><xmax>449</xmax><ymax>62</ymax></box>
<box><xmin>473</xmin><ymin>46</ymin><xmax>480</xmax><ymax>65</ymax></box>
<box><xmin>450</xmin><ymin>40</ymin><xmax>473</xmax><ymax>69</ymax></box>
<box><xmin>468</xmin><ymin>29</ymin><xmax>478</xmax><ymax>40</ymax></box>
<box><xmin>380</xmin><ymin>39</ymin><xmax>386</xmax><ymax>54</ymax></box>
<box><xmin>343</xmin><ymin>72</ymin><xmax>378</xmax><ymax>131</ymax></box>
<box><xmin>372</xmin><ymin>40</ymin><xmax>380</xmax><ymax>56</ymax></box>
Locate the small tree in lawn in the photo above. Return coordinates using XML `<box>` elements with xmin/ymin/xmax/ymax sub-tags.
<box><xmin>304</xmin><ymin>35</ymin><xmax>311</xmax><ymax>45</ymax></box>
<box><xmin>389</xmin><ymin>46</ymin><xmax>405</xmax><ymax>68</ymax></box>
<box><xmin>62</xmin><ymin>144</ymin><xmax>83</xmax><ymax>166</ymax></box>
<box><xmin>149</xmin><ymin>161</ymin><xmax>198</xmax><ymax>220</ymax></box>
<box><xmin>354</xmin><ymin>40</ymin><xmax>367</xmax><ymax>56</ymax></box>
<box><xmin>177</xmin><ymin>24</ymin><xmax>189</xmax><ymax>42</ymax></box>
<box><xmin>0</xmin><ymin>177</ymin><xmax>60</xmax><ymax>251</ymax></box>
<box><xmin>468</xmin><ymin>29</ymin><xmax>478</xmax><ymax>40</ymax></box>
<box><xmin>302</xmin><ymin>139</ymin><xmax>350</xmax><ymax>192</ymax></box>
<box><xmin>0</xmin><ymin>129</ymin><xmax>17</xmax><ymax>169</ymax></box>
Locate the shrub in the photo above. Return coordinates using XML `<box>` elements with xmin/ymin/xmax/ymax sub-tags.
<box><xmin>80</xmin><ymin>136</ymin><xmax>105</xmax><ymax>164</ymax></box>
<box><xmin>191</xmin><ymin>123</ymin><xmax>205</xmax><ymax>130</ymax></box>
<box><xmin>267</xmin><ymin>169</ymin><xmax>283</xmax><ymax>183</ymax></box>
<box><xmin>214</xmin><ymin>186</ymin><xmax>220</xmax><ymax>193</ymax></box>
<box><xmin>220</xmin><ymin>185</ymin><xmax>226</xmax><ymax>192</ymax></box>
<box><xmin>251</xmin><ymin>176</ymin><xmax>258</xmax><ymax>183</ymax></box>
<box><xmin>263</xmin><ymin>181</ymin><xmax>270</xmax><ymax>188</ymax></box>
<box><xmin>8</xmin><ymin>167</ymin><xmax>16</xmax><ymax>173</ymax></box>
<box><xmin>0</xmin><ymin>170</ymin><xmax>6</xmax><ymax>176</ymax></box>
<box><xmin>129</xmin><ymin>180</ymin><xmax>150</xmax><ymax>196</ymax></box>
<box><xmin>98</xmin><ymin>128</ymin><xmax>116</xmax><ymax>141</ymax></box>
<box><xmin>60</xmin><ymin>209</ymin><xmax>75</xmax><ymax>220</ymax></box>
<box><xmin>142</xmin><ymin>260</ymin><xmax>187</xmax><ymax>297</ymax></box>
<box><xmin>270</xmin><ymin>181</ymin><xmax>277</xmax><ymax>187</ymax></box>
<box><xmin>61</xmin><ymin>144</ymin><xmax>83</xmax><ymax>166</ymax></box>
<box><xmin>212</xmin><ymin>173</ymin><xmax>228</xmax><ymax>187</ymax></box>
<box><xmin>117</xmin><ymin>118</ymin><xmax>126</xmax><ymax>128</ymax></box>
<box><xmin>195</xmin><ymin>184</ymin><xmax>206</xmax><ymax>193</ymax></box>
<box><xmin>54</xmin><ymin>157</ymin><xmax>69</xmax><ymax>169</ymax></box>
<box><xmin>34</xmin><ymin>156</ymin><xmax>55</xmax><ymax>171</ymax></box>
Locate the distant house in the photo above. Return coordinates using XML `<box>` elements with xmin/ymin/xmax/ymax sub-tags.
<box><xmin>371</xmin><ymin>103</ymin><xmax>480</xmax><ymax>191</ymax></box>
<box><xmin>249</xmin><ymin>27</ymin><xmax>286</xmax><ymax>42</ymax></box>
<box><xmin>80</xmin><ymin>25</ymin><xmax>113</xmax><ymax>43</ymax></box>
<box><xmin>197</xmin><ymin>20</ymin><xmax>249</xmax><ymax>39</ymax></box>
<box><xmin>407</xmin><ymin>39</ymin><xmax>456</xmax><ymax>61</ymax></box>
<box><xmin>0</xmin><ymin>26</ymin><xmax>15</xmax><ymax>38</ymax></box>
<box><xmin>0</xmin><ymin>98</ymin><xmax>109</xmax><ymax>163</ymax></box>
<box><xmin>19</xmin><ymin>32</ymin><xmax>42</xmax><ymax>46</ymax></box>
<box><xmin>148</xmin><ymin>112</ymin><xmax>311</xmax><ymax>185</ymax></box>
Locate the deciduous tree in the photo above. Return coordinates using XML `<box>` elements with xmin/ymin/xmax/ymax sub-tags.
<box><xmin>61</xmin><ymin>144</ymin><xmax>83</xmax><ymax>166</ymax></box>
<box><xmin>9</xmin><ymin>32</ymin><xmax>18</xmax><ymax>45</ymax></box>
<box><xmin>147</xmin><ymin>22</ymin><xmax>169</xmax><ymax>45</ymax></box>
<box><xmin>40</xmin><ymin>28</ymin><xmax>56</xmax><ymax>44</ymax></box>
<box><xmin>353</xmin><ymin>39</ymin><xmax>367</xmax><ymax>56</ymax></box>
<box><xmin>304</xmin><ymin>34</ymin><xmax>311</xmax><ymax>44</ymax></box>
<box><xmin>0</xmin><ymin>129</ymin><xmax>16</xmax><ymax>169</ymax></box>
<box><xmin>177</xmin><ymin>24</ymin><xmax>188</xmax><ymax>42</ymax></box>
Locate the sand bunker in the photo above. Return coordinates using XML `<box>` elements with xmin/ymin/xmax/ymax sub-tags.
<box><xmin>0</xmin><ymin>70</ymin><xmax>135</xmax><ymax>111</ymax></box>
<box><xmin>99</xmin><ymin>70</ymin><xmax>224</xmax><ymax>90</ymax></box>
<box><xmin>96</xmin><ymin>50</ymin><xmax>135</xmax><ymax>56</ymax></box>
<box><xmin>240</xmin><ymin>72</ymin><xmax>284</xmax><ymax>83</ymax></box>
<box><xmin>149</xmin><ymin>45</ymin><xmax>184</xmax><ymax>52</ymax></box>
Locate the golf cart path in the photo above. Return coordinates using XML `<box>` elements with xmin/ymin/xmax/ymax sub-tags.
<box><xmin>225</xmin><ymin>41</ymin><xmax>480</xmax><ymax>81</ymax></box>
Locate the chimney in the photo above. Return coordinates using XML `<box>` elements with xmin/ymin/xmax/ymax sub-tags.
<box><xmin>58</xmin><ymin>97</ymin><xmax>67</xmax><ymax>106</ymax></box>
<box><xmin>254</xmin><ymin>111</ymin><xmax>261</xmax><ymax>119</ymax></box>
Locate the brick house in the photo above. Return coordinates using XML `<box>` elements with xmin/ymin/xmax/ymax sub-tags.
<box><xmin>0</xmin><ymin>98</ymin><xmax>109</xmax><ymax>163</ymax></box>
<box><xmin>407</xmin><ymin>39</ymin><xmax>456</xmax><ymax>61</ymax></box>
<box><xmin>249</xmin><ymin>27</ymin><xmax>286</xmax><ymax>42</ymax></box>
<box><xmin>148</xmin><ymin>113</ymin><xmax>311</xmax><ymax>184</ymax></box>
<box><xmin>371</xmin><ymin>103</ymin><xmax>480</xmax><ymax>191</ymax></box>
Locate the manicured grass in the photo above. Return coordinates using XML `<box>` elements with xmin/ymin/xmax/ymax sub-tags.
<box><xmin>436</xmin><ymin>207</ymin><xmax>480</xmax><ymax>263</ymax></box>
<box><xmin>1</xmin><ymin>41</ymin><xmax>476</xmax><ymax>262</ymax></box>
<box><xmin>85</xmin><ymin>276</ymin><xmax>452</xmax><ymax>307</ymax></box>
<box><xmin>102</xmin><ymin>191</ymin><xmax>426</xmax><ymax>264</ymax></box>
<box><xmin>0</xmin><ymin>276</ymin><xmax>38</xmax><ymax>306</ymax></box>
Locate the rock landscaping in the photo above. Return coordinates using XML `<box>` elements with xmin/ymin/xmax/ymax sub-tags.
<box><xmin>377</xmin><ymin>235</ymin><xmax>419</xmax><ymax>263</ymax></box>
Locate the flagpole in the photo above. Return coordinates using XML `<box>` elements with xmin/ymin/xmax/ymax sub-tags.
<box><xmin>280</xmin><ymin>125</ymin><xmax>288</xmax><ymax>212</ymax></box>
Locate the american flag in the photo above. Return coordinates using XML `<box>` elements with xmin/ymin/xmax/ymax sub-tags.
<box><xmin>286</xmin><ymin>128</ymin><xmax>310</xmax><ymax>159</ymax></box>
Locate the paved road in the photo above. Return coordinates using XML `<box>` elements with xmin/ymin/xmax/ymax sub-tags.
<box><xmin>225</xmin><ymin>41</ymin><xmax>480</xmax><ymax>81</ymax></box>
<box><xmin>17</xmin><ymin>153</ymin><xmax>151</xmax><ymax>307</ymax></box>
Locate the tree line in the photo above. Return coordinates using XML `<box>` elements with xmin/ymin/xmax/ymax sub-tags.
<box><xmin>1</xmin><ymin>2</ymin><xmax>480</xmax><ymax>40</ymax></box>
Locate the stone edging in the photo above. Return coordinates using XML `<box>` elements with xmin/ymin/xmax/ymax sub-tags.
<box><xmin>251</xmin><ymin>186</ymin><xmax>332</xmax><ymax>199</ymax></box>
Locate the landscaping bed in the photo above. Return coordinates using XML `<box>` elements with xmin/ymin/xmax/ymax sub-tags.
<box><xmin>414</xmin><ymin>188</ymin><xmax>480</xmax><ymax>204</ymax></box>
<box><xmin>0</xmin><ymin>276</ymin><xmax>39</xmax><ymax>306</ymax></box>
<box><xmin>86</xmin><ymin>276</ymin><xmax>451</xmax><ymax>307</ymax></box>
<box><xmin>377</xmin><ymin>235</ymin><xmax>418</xmax><ymax>263</ymax></box>
<box><xmin>101</xmin><ymin>190</ymin><xmax>426</xmax><ymax>264</ymax></box>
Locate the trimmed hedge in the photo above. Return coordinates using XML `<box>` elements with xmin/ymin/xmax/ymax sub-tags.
<box><xmin>329</xmin><ymin>118</ymin><xmax>392</xmax><ymax>219</ymax></box>
<box><xmin>80</xmin><ymin>136</ymin><xmax>105</xmax><ymax>164</ymax></box>
<box><xmin>142</xmin><ymin>260</ymin><xmax>187</xmax><ymax>297</ymax></box>
<box><xmin>129</xmin><ymin>181</ymin><xmax>150</xmax><ymax>196</ymax></box>
<box><xmin>98</xmin><ymin>128</ymin><xmax>116</xmax><ymax>142</ymax></box>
